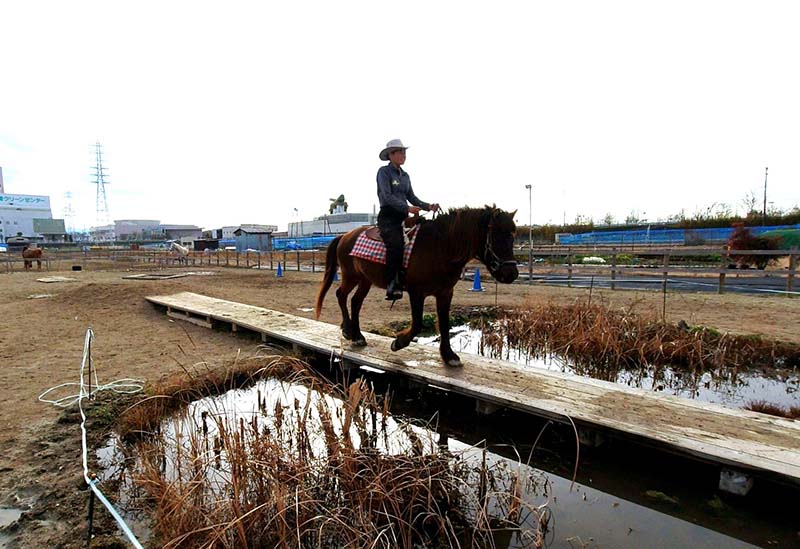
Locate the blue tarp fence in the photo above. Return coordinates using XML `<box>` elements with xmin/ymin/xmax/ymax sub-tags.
<box><xmin>272</xmin><ymin>235</ymin><xmax>337</xmax><ymax>251</ymax></box>
<box><xmin>558</xmin><ymin>224</ymin><xmax>800</xmax><ymax>246</ymax></box>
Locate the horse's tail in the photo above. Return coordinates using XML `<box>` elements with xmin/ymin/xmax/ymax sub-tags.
<box><xmin>315</xmin><ymin>235</ymin><xmax>342</xmax><ymax>319</ymax></box>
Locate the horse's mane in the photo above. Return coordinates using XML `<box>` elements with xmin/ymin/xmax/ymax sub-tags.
<box><xmin>419</xmin><ymin>206</ymin><xmax>492</xmax><ymax>264</ymax></box>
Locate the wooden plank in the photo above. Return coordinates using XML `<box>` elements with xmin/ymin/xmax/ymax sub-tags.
<box><xmin>146</xmin><ymin>291</ymin><xmax>800</xmax><ymax>486</ymax></box>
<box><xmin>167</xmin><ymin>309</ymin><xmax>213</xmax><ymax>328</ymax></box>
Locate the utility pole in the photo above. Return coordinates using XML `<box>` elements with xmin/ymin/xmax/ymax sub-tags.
<box><xmin>762</xmin><ymin>166</ymin><xmax>768</xmax><ymax>226</ymax></box>
<box><xmin>525</xmin><ymin>184</ymin><xmax>532</xmax><ymax>285</ymax></box>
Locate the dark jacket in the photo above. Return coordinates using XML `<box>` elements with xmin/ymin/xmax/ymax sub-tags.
<box><xmin>376</xmin><ymin>163</ymin><xmax>429</xmax><ymax>217</ymax></box>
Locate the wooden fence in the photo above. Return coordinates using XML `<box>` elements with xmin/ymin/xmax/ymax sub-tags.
<box><xmin>4</xmin><ymin>245</ymin><xmax>797</xmax><ymax>296</ymax></box>
<box><xmin>519</xmin><ymin>246</ymin><xmax>798</xmax><ymax>296</ymax></box>
<box><xmin>2</xmin><ymin>248</ymin><xmax>327</xmax><ymax>275</ymax></box>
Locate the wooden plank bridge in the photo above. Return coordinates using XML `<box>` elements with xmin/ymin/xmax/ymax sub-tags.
<box><xmin>146</xmin><ymin>291</ymin><xmax>800</xmax><ymax>490</ymax></box>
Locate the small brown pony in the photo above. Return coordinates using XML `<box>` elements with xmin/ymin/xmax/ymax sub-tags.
<box><xmin>22</xmin><ymin>246</ymin><xmax>44</xmax><ymax>271</ymax></box>
<box><xmin>315</xmin><ymin>206</ymin><xmax>519</xmax><ymax>367</ymax></box>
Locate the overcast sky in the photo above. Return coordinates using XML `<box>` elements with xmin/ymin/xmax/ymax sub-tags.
<box><xmin>1</xmin><ymin>1</ymin><xmax>798</xmax><ymax>232</ymax></box>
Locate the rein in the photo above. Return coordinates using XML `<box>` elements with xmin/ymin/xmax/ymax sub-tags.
<box><xmin>483</xmin><ymin>219</ymin><xmax>516</xmax><ymax>274</ymax></box>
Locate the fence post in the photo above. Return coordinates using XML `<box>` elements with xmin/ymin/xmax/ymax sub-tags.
<box><xmin>270</xmin><ymin>251</ymin><xmax>274</xmax><ymax>270</ymax></box>
<box><xmin>236</xmin><ymin>252</ymin><xmax>240</xmax><ymax>267</ymax></box>
<box><xmin>718</xmin><ymin>250</ymin><xmax>728</xmax><ymax>294</ymax></box>
<box><xmin>610</xmin><ymin>248</ymin><xmax>617</xmax><ymax>291</ymax></box>
<box><xmin>787</xmin><ymin>247</ymin><xmax>797</xmax><ymax>297</ymax></box>
<box><xmin>296</xmin><ymin>251</ymin><xmax>301</xmax><ymax>271</ymax></box>
<box><xmin>257</xmin><ymin>251</ymin><xmax>261</xmax><ymax>269</ymax></box>
<box><xmin>662</xmin><ymin>252</ymin><xmax>670</xmax><ymax>295</ymax></box>
<box><xmin>225</xmin><ymin>249</ymin><xmax>229</xmax><ymax>266</ymax></box>
<box><xmin>312</xmin><ymin>249</ymin><xmax>315</xmax><ymax>273</ymax></box>
<box><xmin>246</xmin><ymin>251</ymin><xmax>250</xmax><ymax>268</ymax></box>
<box><xmin>567</xmin><ymin>249</ymin><xmax>572</xmax><ymax>288</ymax></box>
<box><xmin>283</xmin><ymin>251</ymin><xmax>287</xmax><ymax>271</ymax></box>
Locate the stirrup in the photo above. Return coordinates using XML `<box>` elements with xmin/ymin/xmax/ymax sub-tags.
<box><xmin>385</xmin><ymin>276</ymin><xmax>403</xmax><ymax>301</ymax></box>
<box><xmin>385</xmin><ymin>290</ymin><xmax>403</xmax><ymax>301</ymax></box>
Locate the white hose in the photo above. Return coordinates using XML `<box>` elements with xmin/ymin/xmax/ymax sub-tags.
<box><xmin>39</xmin><ymin>328</ymin><xmax>145</xmax><ymax>548</ymax></box>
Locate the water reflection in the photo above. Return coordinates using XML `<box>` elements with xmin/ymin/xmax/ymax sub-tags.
<box><xmin>103</xmin><ymin>380</ymin><xmax>761</xmax><ymax>548</ymax></box>
<box><xmin>419</xmin><ymin>327</ymin><xmax>799</xmax><ymax>410</ymax></box>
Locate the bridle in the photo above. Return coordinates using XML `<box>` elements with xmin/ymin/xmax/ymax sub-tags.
<box><xmin>482</xmin><ymin>217</ymin><xmax>517</xmax><ymax>274</ymax></box>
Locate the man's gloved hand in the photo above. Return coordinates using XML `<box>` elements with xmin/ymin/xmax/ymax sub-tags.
<box><xmin>429</xmin><ymin>203</ymin><xmax>441</xmax><ymax>213</ymax></box>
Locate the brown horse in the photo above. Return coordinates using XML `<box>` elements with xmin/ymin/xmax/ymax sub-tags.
<box><xmin>22</xmin><ymin>246</ymin><xmax>44</xmax><ymax>271</ymax></box>
<box><xmin>315</xmin><ymin>206</ymin><xmax>519</xmax><ymax>366</ymax></box>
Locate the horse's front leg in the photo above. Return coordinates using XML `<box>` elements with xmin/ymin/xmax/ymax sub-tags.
<box><xmin>436</xmin><ymin>288</ymin><xmax>461</xmax><ymax>367</ymax></box>
<box><xmin>391</xmin><ymin>290</ymin><xmax>425</xmax><ymax>352</ymax></box>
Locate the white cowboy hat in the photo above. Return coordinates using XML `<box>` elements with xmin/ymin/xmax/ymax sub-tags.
<box><xmin>379</xmin><ymin>138</ymin><xmax>409</xmax><ymax>161</ymax></box>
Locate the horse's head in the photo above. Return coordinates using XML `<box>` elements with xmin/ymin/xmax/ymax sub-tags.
<box><xmin>479</xmin><ymin>206</ymin><xmax>519</xmax><ymax>284</ymax></box>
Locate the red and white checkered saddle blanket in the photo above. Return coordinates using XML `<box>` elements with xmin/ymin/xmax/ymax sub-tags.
<box><xmin>350</xmin><ymin>225</ymin><xmax>420</xmax><ymax>268</ymax></box>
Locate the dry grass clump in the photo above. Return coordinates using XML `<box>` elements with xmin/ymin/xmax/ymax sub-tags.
<box><xmin>117</xmin><ymin>352</ymin><xmax>548</xmax><ymax>548</ymax></box>
<box><xmin>479</xmin><ymin>300</ymin><xmax>799</xmax><ymax>381</ymax></box>
<box><xmin>745</xmin><ymin>400</ymin><xmax>800</xmax><ymax>420</ymax></box>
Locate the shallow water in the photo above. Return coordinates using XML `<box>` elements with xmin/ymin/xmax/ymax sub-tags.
<box><xmin>418</xmin><ymin>327</ymin><xmax>800</xmax><ymax>410</ymax></box>
<box><xmin>0</xmin><ymin>508</ymin><xmax>22</xmax><ymax>529</ymax></box>
<box><xmin>102</xmin><ymin>379</ymin><xmax>786</xmax><ymax>548</ymax></box>
<box><xmin>0</xmin><ymin>508</ymin><xmax>23</xmax><ymax>549</ymax></box>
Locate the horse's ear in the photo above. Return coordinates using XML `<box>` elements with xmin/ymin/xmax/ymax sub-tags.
<box><xmin>510</xmin><ymin>209</ymin><xmax>518</xmax><ymax>219</ymax></box>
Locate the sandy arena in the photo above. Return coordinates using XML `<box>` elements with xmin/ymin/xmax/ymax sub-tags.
<box><xmin>1</xmin><ymin>265</ymin><xmax>798</xmax><ymax>547</ymax></box>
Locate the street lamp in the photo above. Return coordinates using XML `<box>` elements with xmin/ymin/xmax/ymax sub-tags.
<box><xmin>525</xmin><ymin>184</ymin><xmax>532</xmax><ymax>285</ymax></box>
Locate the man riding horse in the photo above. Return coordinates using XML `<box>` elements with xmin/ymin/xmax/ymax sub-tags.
<box><xmin>377</xmin><ymin>139</ymin><xmax>440</xmax><ymax>301</ymax></box>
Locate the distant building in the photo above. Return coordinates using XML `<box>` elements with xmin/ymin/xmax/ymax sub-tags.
<box><xmin>0</xmin><ymin>192</ymin><xmax>65</xmax><ymax>243</ymax></box>
<box><xmin>288</xmin><ymin>211</ymin><xmax>377</xmax><ymax>237</ymax></box>
<box><xmin>115</xmin><ymin>219</ymin><xmax>161</xmax><ymax>240</ymax></box>
<box><xmin>220</xmin><ymin>226</ymin><xmax>239</xmax><ymax>240</ymax></box>
<box><xmin>89</xmin><ymin>224</ymin><xmax>116</xmax><ymax>242</ymax></box>
<box><xmin>233</xmin><ymin>224</ymin><xmax>277</xmax><ymax>252</ymax></box>
<box><xmin>33</xmin><ymin>219</ymin><xmax>68</xmax><ymax>243</ymax></box>
<box><xmin>158</xmin><ymin>224</ymin><xmax>203</xmax><ymax>242</ymax></box>
<box><xmin>193</xmin><ymin>238</ymin><xmax>219</xmax><ymax>251</ymax></box>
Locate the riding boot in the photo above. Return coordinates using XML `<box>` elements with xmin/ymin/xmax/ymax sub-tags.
<box><xmin>385</xmin><ymin>272</ymin><xmax>404</xmax><ymax>301</ymax></box>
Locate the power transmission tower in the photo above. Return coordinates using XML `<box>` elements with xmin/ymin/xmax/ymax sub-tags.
<box><xmin>63</xmin><ymin>191</ymin><xmax>76</xmax><ymax>234</ymax></box>
<box><xmin>91</xmin><ymin>142</ymin><xmax>111</xmax><ymax>228</ymax></box>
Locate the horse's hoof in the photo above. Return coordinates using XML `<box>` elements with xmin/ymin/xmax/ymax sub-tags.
<box><xmin>445</xmin><ymin>357</ymin><xmax>463</xmax><ymax>367</ymax></box>
<box><xmin>391</xmin><ymin>339</ymin><xmax>406</xmax><ymax>352</ymax></box>
<box><xmin>352</xmin><ymin>337</ymin><xmax>367</xmax><ymax>347</ymax></box>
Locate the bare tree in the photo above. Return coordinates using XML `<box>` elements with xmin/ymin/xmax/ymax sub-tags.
<box><xmin>740</xmin><ymin>190</ymin><xmax>759</xmax><ymax>217</ymax></box>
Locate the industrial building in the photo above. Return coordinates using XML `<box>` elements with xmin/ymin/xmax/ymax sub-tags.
<box><xmin>0</xmin><ymin>191</ymin><xmax>68</xmax><ymax>245</ymax></box>
<box><xmin>87</xmin><ymin>221</ymin><xmax>203</xmax><ymax>243</ymax></box>
<box><xmin>288</xmin><ymin>208</ymin><xmax>377</xmax><ymax>238</ymax></box>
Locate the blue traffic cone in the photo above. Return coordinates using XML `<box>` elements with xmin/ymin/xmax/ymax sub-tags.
<box><xmin>333</xmin><ymin>270</ymin><xmax>339</xmax><ymax>281</ymax></box>
<box><xmin>276</xmin><ymin>261</ymin><xmax>283</xmax><ymax>277</ymax></box>
<box><xmin>469</xmin><ymin>268</ymin><xmax>485</xmax><ymax>291</ymax></box>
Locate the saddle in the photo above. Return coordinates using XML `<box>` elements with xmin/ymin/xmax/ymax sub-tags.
<box><xmin>363</xmin><ymin>216</ymin><xmax>421</xmax><ymax>241</ymax></box>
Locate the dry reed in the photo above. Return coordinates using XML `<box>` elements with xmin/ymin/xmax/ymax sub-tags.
<box><xmin>478</xmin><ymin>300</ymin><xmax>799</xmax><ymax>383</ymax></box>
<box><xmin>745</xmin><ymin>400</ymin><xmax>800</xmax><ymax>420</ymax></box>
<box><xmin>116</xmin><ymin>350</ymin><xmax>548</xmax><ymax>548</ymax></box>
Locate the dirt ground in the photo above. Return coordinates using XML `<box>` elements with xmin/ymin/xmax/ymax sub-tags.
<box><xmin>1</xmin><ymin>265</ymin><xmax>798</xmax><ymax>547</ymax></box>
